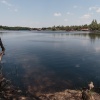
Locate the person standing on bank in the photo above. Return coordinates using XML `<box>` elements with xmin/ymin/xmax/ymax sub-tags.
<box><xmin>0</xmin><ymin>38</ymin><xmax>5</xmax><ymax>61</ymax></box>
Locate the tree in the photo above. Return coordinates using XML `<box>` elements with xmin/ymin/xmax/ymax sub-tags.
<box><xmin>89</xmin><ymin>19</ymin><xmax>98</xmax><ymax>31</ymax></box>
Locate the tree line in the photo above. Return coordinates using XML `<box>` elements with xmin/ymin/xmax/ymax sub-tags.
<box><xmin>42</xmin><ymin>19</ymin><xmax>100</xmax><ymax>31</ymax></box>
<box><xmin>0</xmin><ymin>19</ymin><xmax>100</xmax><ymax>31</ymax></box>
<box><xmin>0</xmin><ymin>26</ymin><xmax>30</xmax><ymax>30</ymax></box>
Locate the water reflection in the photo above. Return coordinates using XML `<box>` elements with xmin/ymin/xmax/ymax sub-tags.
<box><xmin>71</xmin><ymin>32</ymin><xmax>100</xmax><ymax>42</ymax></box>
<box><xmin>1</xmin><ymin>31</ymin><xmax>100</xmax><ymax>94</ymax></box>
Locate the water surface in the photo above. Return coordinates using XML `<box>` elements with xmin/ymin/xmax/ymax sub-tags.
<box><xmin>1</xmin><ymin>31</ymin><xmax>100</xmax><ymax>93</ymax></box>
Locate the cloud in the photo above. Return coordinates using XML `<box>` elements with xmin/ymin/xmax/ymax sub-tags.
<box><xmin>7</xmin><ymin>7</ymin><xmax>18</xmax><ymax>12</ymax></box>
<box><xmin>1</xmin><ymin>0</ymin><xmax>12</xmax><ymax>7</ymax></box>
<box><xmin>81</xmin><ymin>14</ymin><xmax>91</xmax><ymax>19</ymax></box>
<box><xmin>89</xmin><ymin>7</ymin><xmax>97</xmax><ymax>11</ymax></box>
<box><xmin>73</xmin><ymin>5</ymin><xmax>78</xmax><ymax>8</ymax></box>
<box><xmin>64</xmin><ymin>19</ymin><xmax>68</xmax><ymax>22</ymax></box>
<box><xmin>96</xmin><ymin>8</ymin><xmax>100</xmax><ymax>13</ymax></box>
<box><xmin>1</xmin><ymin>0</ymin><xmax>18</xmax><ymax>12</ymax></box>
<box><xmin>67</xmin><ymin>12</ymin><xmax>70</xmax><ymax>15</ymax></box>
<box><xmin>89</xmin><ymin>6</ymin><xmax>100</xmax><ymax>13</ymax></box>
<box><xmin>14</xmin><ymin>9</ymin><xmax>18</xmax><ymax>12</ymax></box>
<box><xmin>54</xmin><ymin>12</ymin><xmax>62</xmax><ymax>17</ymax></box>
<box><xmin>66</xmin><ymin>12</ymin><xmax>73</xmax><ymax>15</ymax></box>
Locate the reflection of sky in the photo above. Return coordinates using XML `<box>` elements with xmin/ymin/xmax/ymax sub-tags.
<box><xmin>95</xmin><ymin>47</ymin><xmax>100</xmax><ymax>53</ymax></box>
<box><xmin>1</xmin><ymin>31</ymin><xmax>100</xmax><ymax>93</ymax></box>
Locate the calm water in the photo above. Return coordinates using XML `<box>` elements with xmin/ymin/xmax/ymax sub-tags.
<box><xmin>1</xmin><ymin>31</ymin><xmax>100</xmax><ymax>93</ymax></box>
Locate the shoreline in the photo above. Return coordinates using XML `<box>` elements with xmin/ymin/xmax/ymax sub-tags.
<box><xmin>0</xmin><ymin>29</ymin><xmax>100</xmax><ymax>34</ymax></box>
<box><xmin>0</xmin><ymin>73</ymin><xmax>100</xmax><ymax>100</ymax></box>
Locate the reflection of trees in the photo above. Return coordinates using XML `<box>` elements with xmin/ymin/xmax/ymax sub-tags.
<box><xmin>0</xmin><ymin>32</ymin><xmax>5</xmax><ymax>36</ymax></box>
<box><xmin>72</xmin><ymin>33</ymin><xmax>100</xmax><ymax>42</ymax></box>
<box><xmin>88</xmin><ymin>33</ymin><xmax>100</xmax><ymax>43</ymax></box>
<box><xmin>0</xmin><ymin>31</ymin><xmax>11</xmax><ymax>36</ymax></box>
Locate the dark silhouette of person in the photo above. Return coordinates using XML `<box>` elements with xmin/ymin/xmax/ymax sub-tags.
<box><xmin>0</xmin><ymin>38</ymin><xmax>5</xmax><ymax>52</ymax></box>
<box><xmin>0</xmin><ymin>38</ymin><xmax>5</xmax><ymax>61</ymax></box>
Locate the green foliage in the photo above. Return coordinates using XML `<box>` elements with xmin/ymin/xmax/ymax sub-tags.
<box><xmin>0</xmin><ymin>19</ymin><xmax>100</xmax><ymax>31</ymax></box>
<box><xmin>48</xmin><ymin>19</ymin><xmax>100</xmax><ymax>31</ymax></box>
<box><xmin>0</xmin><ymin>25</ymin><xmax>30</xmax><ymax>30</ymax></box>
<box><xmin>89</xmin><ymin>19</ymin><xmax>98</xmax><ymax>31</ymax></box>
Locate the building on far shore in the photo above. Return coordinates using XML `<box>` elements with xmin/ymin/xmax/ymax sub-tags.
<box><xmin>81</xmin><ymin>28</ymin><xmax>89</xmax><ymax>31</ymax></box>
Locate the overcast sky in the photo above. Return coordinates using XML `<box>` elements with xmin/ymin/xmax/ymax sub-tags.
<box><xmin>0</xmin><ymin>0</ymin><xmax>100</xmax><ymax>28</ymax></box>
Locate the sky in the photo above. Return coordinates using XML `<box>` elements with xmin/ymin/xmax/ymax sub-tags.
<box><xmin>0</xmin><ymin>0</ymin><xmax>100</xmax><ymax>28</ymax></box>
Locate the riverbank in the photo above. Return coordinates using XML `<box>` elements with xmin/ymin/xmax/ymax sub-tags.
<box><xmin>0</xmin><ymin>74</ymin><xmax>40</xmax><ymax>100</ymax></box>
<box><xmin>0</xmin><ymin>74</ymin><xmax>100</xmax><ymax>100</ymax></box>
<box><xmin>39</xmin><ymin>89</ymin><xmax>100</xmax><ymax>100</ymax></box>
